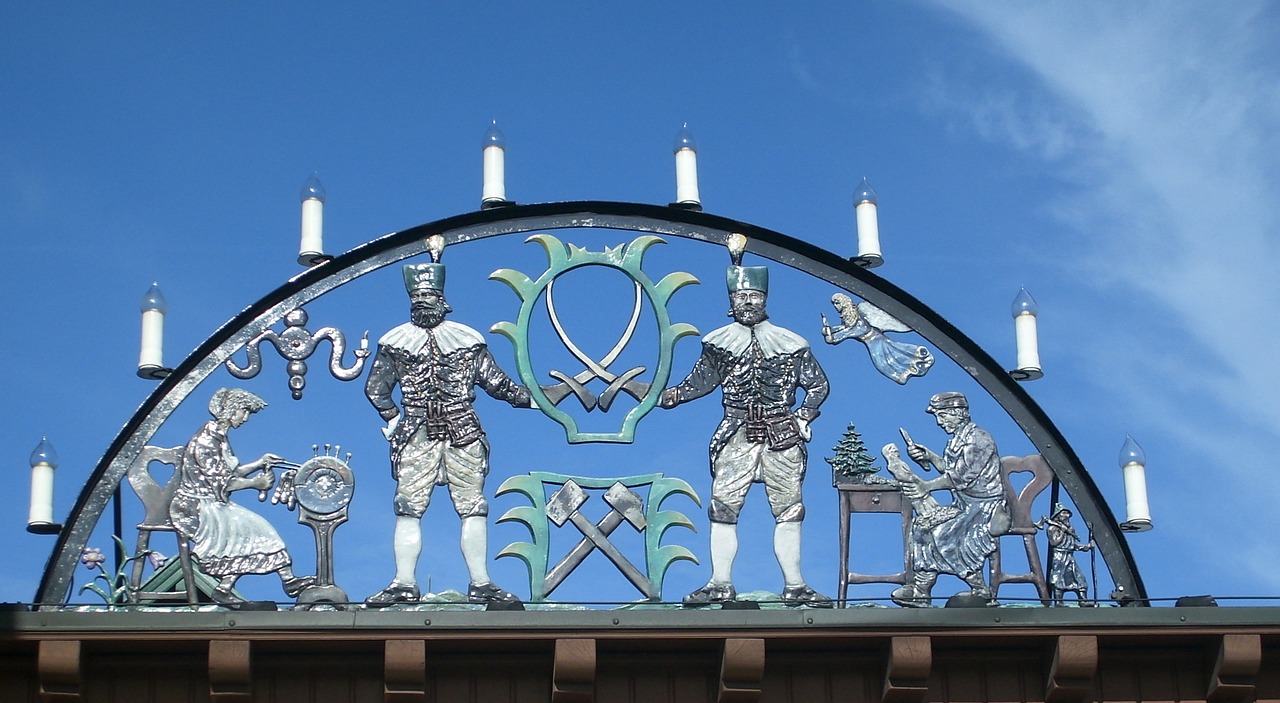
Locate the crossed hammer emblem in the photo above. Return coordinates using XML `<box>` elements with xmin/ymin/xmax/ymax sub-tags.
<box><xmin>540</xmin><ymin>280</ymin><xmax>651</xmax><ymax>412</ymax></box>
<box><xmin>544</xmin><ymin>480</ymin><xmax>654</xmax><ymax>599</ymax></box>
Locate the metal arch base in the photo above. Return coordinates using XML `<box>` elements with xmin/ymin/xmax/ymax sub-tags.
<box><xmin>34</xmin><ymin>201</ymin><xmax>1147</xmax><ymax>606</ymax></box>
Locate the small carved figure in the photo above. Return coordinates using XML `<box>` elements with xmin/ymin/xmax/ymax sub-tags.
<box><xmin>821</xmin><ymin>293</ymin><xmax>933</xmax><ymax>384</ymax></box>
<box><xmin>1038</xmin><ymin>504</ymin><xmax>1093</xmax><ymax>606</ymax></box>
<box><xmin>660</xmin><ymin>235</ymin><xmax>832</xmax><ymax>608</ymax></box>
<box><xmin>364</xmin><ymin>242</ymin><xmax>532</xmax><ymax>607</ymax></box>
<box><xmin>890</xmin><ymin>392</ymin><xmax>1008</xmax><ymax>607</ymax></box>
<box><xmin>882</xmin><ymin>444</ymin><xmax>959</xmax><ymax>530</ymax></box>
<box><xmin>169</xmin><ymin>388</ymin><xmax>315</xmax><ymax>607</ymax></box>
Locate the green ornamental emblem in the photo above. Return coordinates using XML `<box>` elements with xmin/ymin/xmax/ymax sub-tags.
<box><xmin>490</xmin><ymin>233</ymin><xmax>699</xmax><ymax>443</ymax></box>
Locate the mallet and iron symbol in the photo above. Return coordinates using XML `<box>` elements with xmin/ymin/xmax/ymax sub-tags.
<box><xmin>545</xmin><ymin>480</ymin><xmax>654</xmax><ymax>599</ymax></box>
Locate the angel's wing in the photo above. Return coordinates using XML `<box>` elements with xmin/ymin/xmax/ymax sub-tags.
<box><xmin>856</xmin><ymin>301</ymin><xmax>913</xmax><ymax>333</ymax></box>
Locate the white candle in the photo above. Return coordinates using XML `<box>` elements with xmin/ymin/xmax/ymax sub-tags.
<box><xmin>482</xmin><ymin>121</ymin><xmax>507</xmax><ymax>205</ymax></box>
<box><xmin>853</xmin><ymin>178</ymin><xmax>881</xmax><ymax>264</ymax></box>
<box><xmin>1122</xmin><ymin>462</ymin><xmax>1151</xmax><ymax>526</ymax></box>
<box><xmin>856</xmin><ymin>202</ymin><xmax>880</xmax><ymax>259</ymax></box>
<box><xmin>138</xmin><ymin>282</ymin><xmax>167</xmax><ymax>376</ymax></box>
<box><xmin>299</xmin><ymin>173</ymin><xmax>326</xmax><ymax>265</ymax></box>
<box><xmin>1014</xmin><ymin>313</ymin><xmax>1040</xmax><ymax>371</ymax></box>
<box><xmin>29</xmin><ymin>462</ymin><xmax>54</xmax><ymax>526</ymax></box>
<box><xmin>673</xmin><ymin>124</ymin><xmax>700</xmax><ymax>206</ymax></box>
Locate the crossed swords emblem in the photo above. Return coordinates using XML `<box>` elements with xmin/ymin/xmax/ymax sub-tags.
<box><xmin>540</xmin><ymin>279</ymin><xmax>650</xmax><ymax>412</ymax></box>
<box><xmin>544</xmin><ymin>480</ymin><xmax>654</xmax><ymax>599</ymax></box>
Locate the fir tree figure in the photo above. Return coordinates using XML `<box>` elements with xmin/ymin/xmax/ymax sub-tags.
<box><xmin>827</xmin><ymin>422</ymin><xmax>890</xmax><ymax>486</ymax></box>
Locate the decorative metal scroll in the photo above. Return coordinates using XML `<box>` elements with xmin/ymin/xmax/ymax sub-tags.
<box><xmin>225</xmin><ymin>307</ymin><xmax>370</xmax><ymax>399</ymax></box>
<box><xmin>496</xmin><ymin>471</ymin><xmax>700</xmax><ymax>602</ymax></box>
<box><xmin>490</xmin><ymin>233</ymin><xmax>699</xmax><ymax>443</ymax></box>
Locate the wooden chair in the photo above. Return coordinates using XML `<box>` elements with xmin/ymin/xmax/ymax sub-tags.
<box><xmin>988</xmin><ymin>454</ymin><xmax>1053</xmax><ymax>602</ymax></box>
<box><xmin>125</xmin><ymin>445</ymin><xmax>200</xmax><ymax>606</ymax></box>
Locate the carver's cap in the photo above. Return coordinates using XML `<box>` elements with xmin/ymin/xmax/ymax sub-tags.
<box><xmin>926</xmin><ymin>391</ymin><xmax>968</xmax><ymax>414</ymax></box>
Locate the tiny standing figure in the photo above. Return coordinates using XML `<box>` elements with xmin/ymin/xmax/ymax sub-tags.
<box><xmin>1038</xmin><ymin>504</ymin><xmax>1093</xmax><ymax>606</ymax></box>
<box><xmin>169</xmin><ymin>388</ymin><xmax>314</xmax><ymax>607</ymax></box>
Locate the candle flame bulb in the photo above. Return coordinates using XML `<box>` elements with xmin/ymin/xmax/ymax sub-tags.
<box><xmin>299</xmin><ymin>172</ymin><xmax>327</xmax><ymax>266</ymax></box>
<box><xmin>30</xmin><ymin>436</ymin><xmax>58</xmax><ymax>469</ymax></box>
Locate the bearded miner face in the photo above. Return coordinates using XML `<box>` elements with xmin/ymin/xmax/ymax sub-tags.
<box><xmin>729</xmin><ymin>289</ymin><xmax>768</xmax><ymax>326</ymax></box>
<box><xmin>409</xmin><ymin>289</ymin><xmax>451</xmax><ymax>328</ymax></box>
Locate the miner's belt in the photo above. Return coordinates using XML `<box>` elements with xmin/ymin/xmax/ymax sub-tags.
<box><xmin>724</xmin><ymin>405</ymin><xmax>790</xmax><ymax>419</ymax></box>
<box><xmin>403</xmin><ymin>401</ymin><xmax>469</xmax><ymax>418</ymax></box>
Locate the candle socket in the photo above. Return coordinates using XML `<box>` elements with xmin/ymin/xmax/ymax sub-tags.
<box><xmin>137</xmin><ymin>365</ymin><xmax>172</xmax><ymax>380</ymax></box>
<box><xmin>26</xmin><ymin>522</ymin><xmax>62</xmax><ymax>535</ymax></box>
<box><xmin>667</xmin><ymin>201</ymin><xmax>703</xmax><ymax>211</ymax></box>
<box><xmin>481</xmin><ymin>199</ymin><xmax>516</xmax><ymax>210</ymax></box>
<box><xmin>849</xmin><ymin>254</ymin><xmax>884</xmax><ymax>269</ymax></box>
<box><xmin>1120</xmin><ymin>518</ymin><xmax>1153</xmax><ymax>532</ymax></box>
<box><xmin>298</xmin><ymin>252</ymin><xmax>334</xmax><ymax>267</ymax></box>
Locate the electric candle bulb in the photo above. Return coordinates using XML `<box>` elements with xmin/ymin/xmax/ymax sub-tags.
<box><xmin>28</xmin><ymin>436</ymin><xmax>59</xmax><ymax>531</ymax></box>
<box><xmin>673</xmin><ymin>123</ymin><xmax>700</xmax><ymax>208</ymax></box>
<box><xmin>138</xmin><ymin>282</ymin><xmax>167</xmax><ymax>379</ymax></box>
<box><xmin>482</xmin><ymin>120</ymin><xmax>507</xmax><ymax>206</ymax></box>
<box><xmin>1011</xmin><ymin>287</ymin><xmax>1042</xmax><ymax>380</ymax></box>
<box><xmin>1118</xmin><ymin>435</ymin><xmax>1152</xmax><ymax>531</ymax></box>
<box><xmin>852</xmin><ymin>178</ymin><xmax>882</xmax><ymax>267</ymax></box>
<box><xmin>299</xmin><ymin>173</ymin><xmax>326</xmax><ymax>266</ymax></box>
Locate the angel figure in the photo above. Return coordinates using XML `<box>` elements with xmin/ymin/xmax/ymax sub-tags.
<box><xmin>821</xmin><ymin>293</ymin><xmax>934</xmax><ymax>384</ymax></box>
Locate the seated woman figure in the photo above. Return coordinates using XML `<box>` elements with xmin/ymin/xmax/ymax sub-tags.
<box><xmin>169</xmin><ymin>387</ymin><xmax>313</xmax><ymax>606</ymax></box>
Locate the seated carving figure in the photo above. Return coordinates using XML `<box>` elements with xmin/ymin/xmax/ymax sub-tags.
<box><xmin>890</xmin><ymin>392</ymin><xmax>1008</xmax><ymax>607</ymax></box>
<box><xmin>169</xmin><ymin>387</ymin><xmax>314</xmax><ymax>606</ymax></box>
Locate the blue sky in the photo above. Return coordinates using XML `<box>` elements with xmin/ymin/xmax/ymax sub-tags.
<box><xmin>2</xmin><ymin>2</ymin><xmax>1278</xmax><ymax>606</ymax></box>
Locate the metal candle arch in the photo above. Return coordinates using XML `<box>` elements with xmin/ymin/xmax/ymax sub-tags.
<box><xmin>33</xmin><ymin>200</ymin><xmax>1146</xmax><ymax>606</ymax></box>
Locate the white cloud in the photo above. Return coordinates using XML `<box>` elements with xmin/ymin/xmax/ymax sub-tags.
<box><xmin>928</xmin><ymin>1</ymin><xmax>1280</xmax><ymax>425</ymax></box>
<box><xmin>925</xmin><ymin>1</ymin><xmax>1280</xmax><ymax>597</ymax></box>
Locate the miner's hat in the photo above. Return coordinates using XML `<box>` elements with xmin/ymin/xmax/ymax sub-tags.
<box><xmin>926</xmin><ymin>391</ymin><xmax>968</xmax><ymax>414</ymax></box>
<box><xmin>1053</xmin><ymin>503</ymin><xmax>1072</xmax><ymax>516</ymax></box>
<box><xmin>726</xmin><ymin>265</ymin><xmax>768</xmax><ymax>294</ymax></box>
<box><xmin>403</xmin><ymin>263</ymin><xmax>446</xmax><ymax>293</ymax></box>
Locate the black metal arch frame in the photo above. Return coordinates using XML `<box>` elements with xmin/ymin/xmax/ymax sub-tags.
<box><xmin>35</xmin><ymin>200</ymin><xmax>1145</xmax><ymax>606</ymax></box>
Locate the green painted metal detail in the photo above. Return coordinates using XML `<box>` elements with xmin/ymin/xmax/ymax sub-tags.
<box><xmin>490</xmin><ymin>233</ymin><xmax>699</xmax><ymax>443</ymax></box>
<box><xmin>496</xmin><ymin>470</ymin><xmax>700</xmax><ymax>602</ymax></box>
